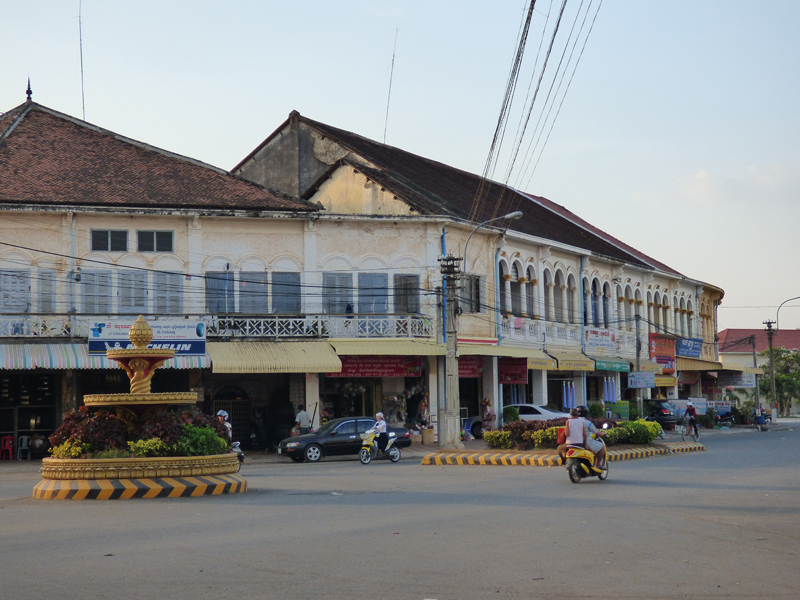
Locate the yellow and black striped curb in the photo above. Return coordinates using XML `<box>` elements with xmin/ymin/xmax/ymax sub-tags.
<box><xmin>32</xmin><ymin>474</ymin><xmax>247</xmax><ymax>500</ymax></box>
<box><xmin>421</xmin><ymin>442</ymin><xmax>704</xmax><ymax>467</ymax></box>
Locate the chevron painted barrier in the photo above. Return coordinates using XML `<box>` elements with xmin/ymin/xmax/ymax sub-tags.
<box><xmin>421</xmin><ymin>442</ymin><xmax>704</xmax><ymax>467</ymax></box>
<box><xmin>32</xmin><ymin>474</ymin><xmax>247</xmax><ymax>500</ymax></box>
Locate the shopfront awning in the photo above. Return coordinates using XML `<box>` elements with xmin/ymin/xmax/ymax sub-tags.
<box><xmin>721</xmin><ymin>362</ymin><xmax>764</xmax><ymax>375</ymax></box>
<box><xmin>546</xmin><ymin>352</ymin><xmax>594</xmax><ymax>371</ymax></box>
<box><xmin>676</xmin><ymin>357</ymin><xmax>723</xmax><ymax>371</ymax></box>
<box><xmin>630</xmin><ymin>359</ymin><xmax>663</xmax><ymax>373</ymax></box>
<box><xmin>458</xmin><ymin>344</ymin><xmax>556</xmax><ymax>369</ymax></box>
<box><xmin>329</xmin><ymin>339</ymin><xmax>445</xmax><ymax>356</ymax></box>
<box><xmin>207</xmin><ymin>341</ymin><xmax>341</xmax><ymax>374</ymax></box>
<box><xmin>1</xmin><ymin>343</ymin><xmax>210</xmax><ymax>370</ymax></box>
<box><xmin>588</xmin><ymin>356</ymin><xmax>630</xmax><ymax>372</ymax></box>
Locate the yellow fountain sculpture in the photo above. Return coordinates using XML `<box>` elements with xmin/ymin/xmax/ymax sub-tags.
<box><xmin>33</xmin><ymin>316</ymin><xmax>246</xmax><ymax>499</ymax></box>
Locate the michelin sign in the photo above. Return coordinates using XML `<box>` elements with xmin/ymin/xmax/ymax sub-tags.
<box><xmin>88</xmin><ymin>319</ymin><xmax>206</xmax><ymax>356</ymax></box>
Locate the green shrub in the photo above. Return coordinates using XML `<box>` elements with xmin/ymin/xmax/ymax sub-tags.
<box><xmin>600</xmin><ymin>426</ymin><xmax>628</xmax><ymax>446</ymax></box>
<box><xmin>619</xmin><ymin>420</ymin><xmax>653</xmax><ymax>444</ymax></box>
<box><xmin>502</xmin><ymin>406</ymin><xmax>520</xmax><ymax>424</ymax></box>
<box><xmin>49</xmin><ymin>439</ymin><xmax>91</xmax><ymax>459</ymax></box>
<box><xmin>128</xmin><ymin>437</ymin><xmax>170</xmax><ymax>458</ymax></box>
<box><xmin>589</xmin><ymin>403</ymin><xmax>604</xmax><ymax>419</ymax></box>
<box><xmin>90</xmin><ymin>449</ymin><xmax>133</xmax><ymax>459</ymax></box>
<box><xmin>639</xmin><ymin>419</ymin><xmax>663</xmax><ymax>439</ymax></box>
<box><xmin>483</xmin><ymin>430</ymin><xmax>513</xmax><ymax>449</ymax></box>
<box><xmin>173</xmin><ymin>424</ymin><xmax>229</xmax><ymax>457</ymax></box>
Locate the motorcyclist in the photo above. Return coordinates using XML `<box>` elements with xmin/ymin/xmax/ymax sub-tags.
<box><xmin>368</xmin><ymin>412</ymin><xmax>388</xmax><ymax>454</ymax></box>
<box><xmin>577</xmin><ymin>405</ymin><xmax>606</xmax><ymax>470</ymax></box>
<box><xmin>217</xmin><ymin>410</ymin><xmax>233</xmax><ymax>440</ymax></box>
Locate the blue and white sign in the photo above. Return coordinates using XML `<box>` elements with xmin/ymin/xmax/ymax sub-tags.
<box><xmin>628</xmin><ymin>371</ymin><xmax>655</xmax><ymax>389</ymax></box>
<box><xmin>676</xmin><ymin>338</ymin><xmax>703</xmax><ymax>359</ymax></box>
<box><xmin>88</xmin><ymin>319</ymin><xmax>206</xmax><ymax>355</ymax></box>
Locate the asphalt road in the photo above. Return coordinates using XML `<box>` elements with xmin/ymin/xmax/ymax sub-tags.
<box><xmin>2</xmin><ymin>426</ymin><xmax>798</xmax><ymax>600</ymax></box>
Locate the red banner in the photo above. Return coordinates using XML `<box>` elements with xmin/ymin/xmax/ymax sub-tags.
<box><xmin>649</xmin><ymin>334</ymin><xmax>676</xmax><ymax>374</ymax></box>
<box><xmin>458</xmin><ymin>355</ymin><xmax>483</xmax><ymax>378</ymax></box>
<box><xmin>327</xmin><ymin>355</ymin><xmax>422</xmax><ymax>377</ymax></box>
<box><xmin>498</xmin><ymin>357</ymin><xmax>528</xmax><ymax>384</ymax></box>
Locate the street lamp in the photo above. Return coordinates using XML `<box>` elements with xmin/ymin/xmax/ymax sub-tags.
<box><xmin>776</xmin><ymin>295</ymin><xmax>800</xmax><ymax>330</ymax></box>
<box><xmin>462</xmin><ymin>210</ymin><xmax>523</xmax><ymax>272</ymax></box>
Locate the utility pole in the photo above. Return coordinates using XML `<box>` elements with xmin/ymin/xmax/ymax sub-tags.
<box><xmin>750</xmin><ymin>335</ymin><xmax>760</xmax><ymax>410</ymax></box>
<box><xmin>764</xmin><ymin>320</ymin><xmax>776</xmax><ymax>415</ymax></box>
<box><xmin>439</xmin><ymin>254</ymin><xmax>464</xmax><ymax>449</ymax></box>
<box><xmin>635</xmin><ymin>313</ymin><xmax>643</xmax><ymax>419</ymax></box>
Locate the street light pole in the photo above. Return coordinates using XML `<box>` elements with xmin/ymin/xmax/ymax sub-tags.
<box><xmin>776</xmin><ymin>295</ymin><xmax>800</xmax><ymax>330</ymax></box>
<box><xmin>462</xmin><ymin>211</ymin><xmax>523</xmax><ymax>273</ymax></box>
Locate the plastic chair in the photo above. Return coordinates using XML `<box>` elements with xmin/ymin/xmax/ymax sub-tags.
<box><xmin>17</xmin><ymin>435</ymin><xmax>31</xmax><ymax>460</ymax></box>
<box><xmin>0</xmin><ymin>436</ymin><xmax>13</xmax><ymax>460</ymax></box>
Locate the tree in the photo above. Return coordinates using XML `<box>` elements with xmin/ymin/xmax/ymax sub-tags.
<box><xmin>759</xmin><ymin>347</ymin><xmax>800</xmax><ymax>417</ymax></box>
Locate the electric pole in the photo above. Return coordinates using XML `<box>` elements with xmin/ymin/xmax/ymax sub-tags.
<box><xmin>439</xmin><ymin>254</ymin><xmax>464</xmax><ymax>449</ymax></box>
<box><xmin>764</xmin><ymin>320</ymin><xmax>776</xmax><ymax>415</ymax></box>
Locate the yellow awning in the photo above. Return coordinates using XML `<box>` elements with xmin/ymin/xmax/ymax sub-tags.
<box><xmin>329</xmin><ymin>339</ymin><xmax>445</xmax><ymax>356</ymax></box>
<box><xmin>547</xmin><ymin>352</ymin><xmax>594</xmax><ymax>371</ymax></box>
<box><xmin>676</xmin><ymin>357</ymin><xmax>723</xmax><ymax>371</ymax></box>
<box><xmin>458</xmin><ymin>344</ymin><xmax>556</xmax><ymax>369</ymax></box>
<box><xmin>630</xmin><ymin>359</ymin><xmax>663</xmax><ymax>373</ymax></box>
<box><xmin>207</xmin><ymin>341</ymin><xmax>341</xmax><ymax>374</ymax></box>
<box><xmin>654</xmin><ymin>375</ymin><xmax>678</xmax><ymax>387</ymax></box>
<box><xmin>722</xmin><ymin>362</ymin><xmax>764</xmax><ymax>375</ymax></box>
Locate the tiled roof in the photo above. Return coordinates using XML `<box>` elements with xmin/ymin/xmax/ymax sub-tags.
<box><xmin>719</xmin><ymin>328</ymin><xmax>800</xmax><ymax>353</ymax></box>
<box><xmin>0</xmin><ymin>102</ymin><xmax>315</xmax><ymax>212</ymax></box>
<box><xmin>292</xmin><ymin>113</ymin><xmax>670</xmax><ymax>271</ymax></box>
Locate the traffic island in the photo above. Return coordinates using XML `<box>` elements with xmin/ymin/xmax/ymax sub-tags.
<box><xmin>420</xmin><ymin>441</ymin><xmax>704</xmax><ymax>467</ymax></box>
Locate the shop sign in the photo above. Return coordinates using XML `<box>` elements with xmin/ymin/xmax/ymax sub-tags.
<box><xmin>88</xmin><ymin>319</ymin><xmax>206</xmax><ymax>355</ymax></box>
<box><xmin>458</xmin><ymin>355</ymin><xmax>484</xmax><ymax>378</ymax></box>
<box><xmin>607</xmin><ymin>400</ymin><xmax>629</xmax><ymax>420</ymax></box>
<box><xmin>498</xmin><ymin>357</ymin><xmax>527</xmax><ymax>384</ymax></box>
<box><xmin>593</xmin><ymin>358</ymin><xmax>630</xmax><ymax>372</ymax></box>
<box><xmin>649</xmin><ymin>334</ymin><xmax>676</xmax><ymax>374</ymax></box>
<box><xmin>584</xmin><ymin>328</ymin><xmax>616</xmax><ymax>355</ymax></box>
<box><xmin>701</xmin><ymin>376</ymin><xmax>720</xmax><ymax>395</ymax></box>
<box><xmin>708</xmin><ymin>400</ymin><xmax>732</xmax><ymax>415</ymax></box>
<box><xmin>327</xmin><ymin>355</ymin><xmax>422</xmax><ymax>377</ymax></box>
<box><xmin>672</xmin><ymin>398</ymin><xmax>707</xmax><ymax>416</ymax></box>
<box><xmin>717</xmin><ymin>371</ymin><xmax>756</xmax><ymax>388</ymax></box>
<box><xmin>676</xmin><ymin>337</ymin><xmax>703</xmax><ymax>359</ymax></box>
<box><xmin>654</xmin><ymin>376</ymin><xmax>677</xmax><ymax>387</ymax></box>
<box><xmin>628</xmin><ymin>372</ymin><xmax>655</xmax><ymax>389</ymax></box>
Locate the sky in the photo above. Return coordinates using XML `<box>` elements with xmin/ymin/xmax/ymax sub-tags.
<box><xmin>2</xmin><ymin>1</ymin><xmax>799</xmax><ymax>332</ymax></box>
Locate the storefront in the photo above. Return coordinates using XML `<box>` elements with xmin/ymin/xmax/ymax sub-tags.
<box><xmin>587</xmin><ymin>356</ymin><xmax>630</xmax><ymax>405</ymax></box>
<box><xmin>545</xmin><ymin>351</ymin><xmax>594</xmax><ymax>410</ymax></box>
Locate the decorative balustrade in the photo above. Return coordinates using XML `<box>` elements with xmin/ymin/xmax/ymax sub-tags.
<box><xmin>0</xmin><ymin>313</ymin><xmax>435</xmax><ymax>341</ymax></box>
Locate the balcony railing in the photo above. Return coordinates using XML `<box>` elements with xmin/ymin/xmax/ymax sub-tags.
<box><xmin>0</xmin><ymin>313</ymin><xmax>436</xmax><ymax>340</ymax></box>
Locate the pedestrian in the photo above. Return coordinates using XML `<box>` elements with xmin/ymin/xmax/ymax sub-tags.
<box><xmin>295</xmin><ymin>406</ymin><xmax>312</xmax><ymax>435</ymax></box>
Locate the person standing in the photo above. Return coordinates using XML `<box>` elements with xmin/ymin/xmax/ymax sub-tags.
<box><xmin>295</xmin><ymin>406</ymin><xmax>312</xmax><ymax>435</ymax></box>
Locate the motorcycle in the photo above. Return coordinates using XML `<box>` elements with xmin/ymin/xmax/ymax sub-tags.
<box><xmin>715</xmin><ymin>413</ymin><xmax>736</xmax><ymax>428</ymax></box>
<box><xmin>564</xmin><ymin>426</ymin><xmax>609</xmax><ymax>484</ymax></box>
<box><xmin>359</xmin><ymin>430</ymin><xmax>401</xmax><ymax>464</ymax></box>
<box><xmin>231</xmin><ymin>441</ymin><xmax>244</xmax><ymax>472</ymax></box>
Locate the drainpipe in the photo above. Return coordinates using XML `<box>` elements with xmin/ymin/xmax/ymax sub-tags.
<box><xmin>579</xmin><ymin>256</ymin><xmax>587</xmax><ymax>405</ymax></box>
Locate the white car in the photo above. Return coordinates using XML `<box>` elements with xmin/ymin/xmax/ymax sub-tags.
<box><xmin>505</xmin><ymin>404</ymin><xmax>570</xmax><ymax>421</ymax></box>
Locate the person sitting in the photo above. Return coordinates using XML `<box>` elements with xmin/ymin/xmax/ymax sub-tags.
<box><xmin>561</xmin><ymin>408</ymin><xmax>586</xmax><ymax>467</ymax></box>
<box><xmin>577</xmin><ymin>405</ymin><xmax>607</xmax><ymax>470</ymax></box>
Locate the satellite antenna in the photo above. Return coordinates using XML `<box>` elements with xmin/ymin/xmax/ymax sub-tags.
<box><xmin>383</xmin><ymin>29</ymin><xmax>399</xmax><ymax>144</ymax></box>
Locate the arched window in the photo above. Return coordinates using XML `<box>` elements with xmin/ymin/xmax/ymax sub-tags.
<box><xmin>554</xmin><ymin>270</ymin><xmax>565</xmax><ymax>323</ymax></box>
<box><xmin>526</xmin><ymin>266</ymin><xmax>538</xmax><ymax>319</ymax></box>
<box><xmin>567</xmin><ymin>274</ymin><xmax>577</xmax><ymax>324</ymax></box>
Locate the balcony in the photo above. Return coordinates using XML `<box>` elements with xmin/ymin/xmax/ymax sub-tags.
<box><xmin>0</xmin><ymin>313</ymin><xmax>436</xmax><ymax>341</ymax></box>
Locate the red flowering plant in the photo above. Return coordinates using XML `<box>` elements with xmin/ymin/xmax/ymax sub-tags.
<box><xmin>48</xmin><ymin>407</ymin><xmax>127</xmax><ymax>458</ymax></box>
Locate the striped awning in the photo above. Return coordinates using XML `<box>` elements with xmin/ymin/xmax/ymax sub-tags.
<box><xmin>329</xmin><ymin>339</ymin><xmax>445</xmax><ymax>356</ymax></box>
<box><xmin>207</xmin><ymin>341</ymin><xmax>341</xmax><ymax>374</ymax></box>
<box><xmin>676</xmin><ymin>357</ymin><xmax>724</xmax><ymax>371</ymax></box>
<box><xmin>546</xmin><ymin>352</ymin><xmax>594</xmax><ymax>371</ymax></box>
<box><xmin>0</xmin><ymin>344</ymin><xmax>209</xmax><ymax>370</ymax></box>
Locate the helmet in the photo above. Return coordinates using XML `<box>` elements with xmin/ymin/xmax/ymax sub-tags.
<box><xmin>375</xmin><ymin>412</ymin><xmax>384</xmax><ymax>419</ymax></box>
<box><xmin>216</xmin><ymin>410</ymin><xmax>229</xmax><ymax>420</ymax></box>
<box><xmin>686</xmin><ymin>401</ymin><xmax>693</xmax><ymax>406</ymax></box>
<box><xmin>577</xmin><ymin>405</ymin><xmax>589</xmax><ymax>418</ymax></box>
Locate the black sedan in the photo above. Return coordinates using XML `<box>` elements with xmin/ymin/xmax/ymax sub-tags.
<box><xmin>277</xmin><ymin>416</ymin><xmax>412</xmax><ymax>462</ymax></box>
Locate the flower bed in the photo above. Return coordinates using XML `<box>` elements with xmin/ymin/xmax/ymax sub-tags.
<box><xmin>483</xmin><ymin>418</ymin><xmax>663</xmax><ymax>450</ymax></box>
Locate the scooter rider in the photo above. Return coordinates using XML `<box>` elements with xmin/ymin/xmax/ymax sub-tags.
<box><xmin>369</xmin><ymin>412</ymin><xmax>388</xmax><ymax>454</ymax></box>
<box><xmin>217</xmin><ymin>410</ymin><xmax>233</xmax><ymax>440</ymax></box>
<box><xmin>577</xmin><ymin>405</ymin><xmax>606</xmax><ymax>470</ymax></box>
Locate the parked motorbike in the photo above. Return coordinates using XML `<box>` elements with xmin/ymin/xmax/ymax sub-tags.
<box><xmin>231</xmin><ymin>441</ymin><xmax>244</xmax><ymax>472</ymax></box>
<box><xmin>715</xmin><ymin>414</ymin><xmax>736</xmax><ymax>428</ymax></box>
<box><xmin>359</xmin><ymin>430</ymin><xmax>401</xmax><ymax>464</ymax></box>
<box><xmin>564</xmin><ymin>426</ymin><xmax>609</xmax><ymax>484</ymax></box>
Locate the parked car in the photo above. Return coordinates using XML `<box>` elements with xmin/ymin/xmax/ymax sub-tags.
<box><xmin>277</xmin><ymin>416</ymin><xmax>411</xmax><ymax>463</ymax></box>
<box><xmin>643</xmin><ymin>400</ymin><xmax>678</xmax><ymax>430</ymax></box>
<box><xmin>505</xmin><ymin>404</ymin><xmax>570</xmax><ymax>422</ymax></box>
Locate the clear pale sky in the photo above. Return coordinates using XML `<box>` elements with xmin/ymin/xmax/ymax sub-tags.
<box><xmin>2</xmin><ymin>1</ymin><xmax>798</xmax><ymax>332</ymax></box>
